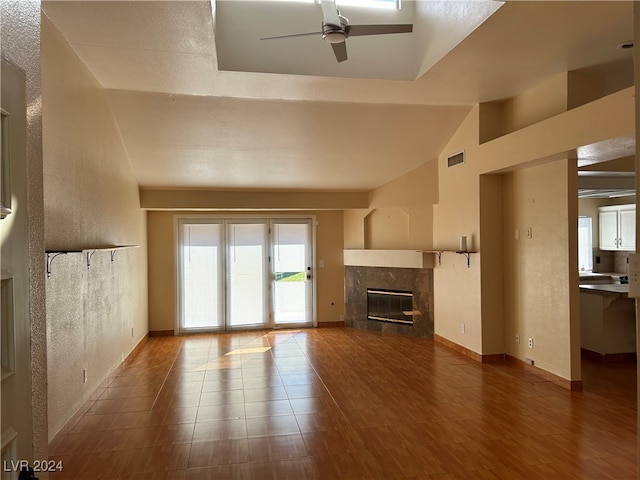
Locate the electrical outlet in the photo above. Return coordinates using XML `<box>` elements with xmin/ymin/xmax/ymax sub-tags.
<box><xmin>82</xmin><ymin>368</ymin><xmax>88</xmax><ymax>384</ymax></box>
<box><xmin>528</xmin><ymin>338</ymin><xmax>533</xmax><ymax>349</ymax></box>
<box><xmin>461</xmin><ymin>323</ymin><xmax>465</xmax><ymax>334</ymax></box>
<box><xmin>526</xmin><ymin>227</ymin><xmax>533</xmax><ymax>239</ymax></box>
<box><xmin>515</xmin><ymin>335</ymin><xmax>520</xmax><ymax>344</ymax></box>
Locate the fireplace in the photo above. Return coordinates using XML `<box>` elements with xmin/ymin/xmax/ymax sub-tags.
<box><xmin>367</xmin><ymin>289</ymin><xmax>414</xmax><ymax>325</ymax></box>
<box><xmin>345</xmin><ymin>266</ymin><xmax>433</xmax><ymax>338</ymax></box>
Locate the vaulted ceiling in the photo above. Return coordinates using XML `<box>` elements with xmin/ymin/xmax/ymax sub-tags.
<box><xmin>41</xmin><ymin>0</ymin><xmax>634</xmax><ymax>192</ymax></box>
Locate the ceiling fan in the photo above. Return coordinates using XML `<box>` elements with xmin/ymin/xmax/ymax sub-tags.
<box><xmin>260</xmin><ymin>0</ymin><xmax>413</xmax><ymax>63</ymax></box>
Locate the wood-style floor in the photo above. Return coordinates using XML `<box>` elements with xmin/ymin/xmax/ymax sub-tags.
<box><xmin>49</xmin><ymin>328</ymin><xmax>637</xmax><ymax>479</ymax></box>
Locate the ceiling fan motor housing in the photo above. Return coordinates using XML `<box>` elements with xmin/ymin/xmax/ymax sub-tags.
<box><xmin>322</xmin><ymin>14</ymin><xmax>348</xmax><ymax>43</ymax></box>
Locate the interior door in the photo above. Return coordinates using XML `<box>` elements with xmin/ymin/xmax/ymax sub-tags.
<box><xmin>1</xmin><ymin>57</ymin><xmax>33</xmax><ymax>479</ymax></box>
<box><xmin>226</xmin><ymin>221</ymin><xmax>269</xmax><ymax>328</ymax></box>
<box><xmin>271</xmin><ymin>219</ymin><xmax>313</xmax><ymax>326</ymax></box>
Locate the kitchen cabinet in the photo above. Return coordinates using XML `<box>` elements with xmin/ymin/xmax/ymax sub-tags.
<box><xmin>599</xmin><ymin>204</ymin><xmax>635</xmax><ymax>251</ymax></box>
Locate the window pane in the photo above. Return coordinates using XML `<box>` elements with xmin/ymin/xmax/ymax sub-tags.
<box><xmin>578</xmin><ymin>216</ymin><xmax>593</xmax><ymax>272</ymax></box>
<box><xmin>228</xmin><ymin>223</ymin><xmax>267</xmax><ymax>327</ymax></box>
<box><xmin>182</xmin><ymin>223</ymin><xmax>223</xmax><ymax>329</ymax></box>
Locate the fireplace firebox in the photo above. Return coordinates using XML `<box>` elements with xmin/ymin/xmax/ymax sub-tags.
<box><xmin>367</xmin><ymin>288</ymin><xmax>414</xmax><ymax>325</ymax></box>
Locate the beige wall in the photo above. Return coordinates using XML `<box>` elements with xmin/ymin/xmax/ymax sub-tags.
<box><xmin>343</xmin><ymin>209</ymin><xmax>370</xmax><ymax>249</ymax></box>
<box><xmin>344</xmin><ymin>82</ymin><xmax>633</xmax><ymax>383</ymax></box>
<box><xmin>502</xmin><ymin>161</ymin><xmax>578</xmax><ymax>379</ymax></box>
<box><xmin>343</xmin><ymin>159</ymin><xmax>438</xmax><ymax>250</ymax></box>
<box><xmin>484</xmin><ymin>70</ymin><xmax>623</xmax><ymax>143</ymax></box>
<box><xmin>42</xmin><ymin>15</ymin><xmax>148</xmax><ymax>440</ymax></box>
<box><xmin>499</xmin><ymin>73</ymin><xmax>569</xmax><ymax>136</ymax></box>
<box><xmin>433</xmin><ymin>107</ymin><xmax>483</xmax><ymax>353</ymax></box>
<box><xmin>1</xmin><ymin>0</ymin><xmax>47</xmax><ymax>465</ymax></box>
<box><xmin>479</xmin><ymin>174</ymin><xmax>504</xmax><ymax>355</ymax></box>
<box><xmin>432</xmin><ymin>87</ymin><xmax>633</xmax><ymax>381</ymax></box>
<box><xmin>140</xmin><ymin>189</ymin><xmax>368</xmax><ymax>210</ymax></box>
<box><xmin>365</xmin><ymin>208</ymin><xmax>410</xmax><ymax>249</ymax></box>
<box><xmin>147</xmin><ymin>210</ymin><xmax>344</xmax><ymax>332</ymax></box>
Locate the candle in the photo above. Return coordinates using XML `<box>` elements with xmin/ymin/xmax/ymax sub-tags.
<box><xmin>459</xmin><ymin>236</ymin><xmax>467</xmax><ymax>252</ymax></box>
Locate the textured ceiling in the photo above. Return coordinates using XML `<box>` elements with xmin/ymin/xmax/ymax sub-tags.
<box><xmin>41</xmin><ymin>0</ymin><xmax>635</xmax><ymax>192</ymax></box>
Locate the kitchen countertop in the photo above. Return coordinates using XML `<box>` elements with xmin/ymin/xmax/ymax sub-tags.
<box><xmin>579</xmin><ymin>283</ymin><xmax>629</xmax><ymax>296</ymax></box>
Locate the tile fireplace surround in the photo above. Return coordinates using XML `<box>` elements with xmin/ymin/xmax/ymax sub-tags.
<box><xmin>345</xmin><ymin>265</ymin><xmax>434</xmax><ymax>338</ymax></box>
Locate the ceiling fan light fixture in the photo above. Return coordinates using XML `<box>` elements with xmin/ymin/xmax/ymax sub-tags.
<box><xmin>323</xmin><ymin>31</ymin><xmax>347</xmax><ymax>43</ymax></box>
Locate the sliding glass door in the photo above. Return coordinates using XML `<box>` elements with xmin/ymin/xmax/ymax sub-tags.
<box><xmin>178</xmin><ymin>217</ymin><xmax>314</xmax><ymax>332</ymax></box>
<box><xmin>227</xmin><ymin>221</ymin><xmax>269</xmax><ymax>328</ymax></box>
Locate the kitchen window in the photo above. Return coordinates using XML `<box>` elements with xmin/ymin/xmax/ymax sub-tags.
<box><xmin>578</xmin><ymin>216</ymin><xmax>593</xmax><ymax>272</ymax></box>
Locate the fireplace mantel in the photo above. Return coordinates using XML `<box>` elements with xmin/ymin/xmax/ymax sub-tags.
<box><xmin>343</xmin><ymin>249</ymin><xmax>434</xmax><ymax>269</ymax></box>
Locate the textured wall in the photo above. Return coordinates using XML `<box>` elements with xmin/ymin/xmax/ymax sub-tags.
<box><xmin>432</xmin><ymin>86</ymin><xmax>632</xmax><ymax>379</ymax></box>
<box><xmin>343</xmin><ymin>158</ymin><xmax>438</xmax><ymax>251</ymax></box>
<box><xmin>1</xmin><ymin>0</ymin><xmax>48</xmax><ymax>468</ymax></box>
<box><xmin>41</xmin><ymin>15</ymin><xmax>148</xmax><ymax>439</ymax></box>
<box><xmin>46</xmin><ymin>249</ymin><xmax>143</xmax><ymax>438</ymax></box>
<box><xmin>502</xmin><ymin>161</ymin><xmax>575</xmax><ymax>379</ymax></box>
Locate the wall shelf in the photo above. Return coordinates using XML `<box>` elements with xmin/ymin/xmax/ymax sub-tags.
<box><xmin>420</xmin><ymin>250</ymin><xmax>477</xmax><ymax>268</ymax></box>
<box><xmin>344</xmin><ymin>249</ymin><xmax>432</xmax><ymax>269</ymax></box>
<box><xmin>45</xmin><ymin>245</ymin><xmax>139</xmax><ymax>278</ymax></box>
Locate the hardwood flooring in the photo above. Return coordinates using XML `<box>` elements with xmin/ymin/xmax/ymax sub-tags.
<box><xmin>48</xmin><ymin>328</ymin><xmax>637</xmax><ymax>479</ymax></box>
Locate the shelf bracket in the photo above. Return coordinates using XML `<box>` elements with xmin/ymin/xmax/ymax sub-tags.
<box><xmin>86</xmin><ymin>250</ymin><xmax>97</xmax><ymax>270</ymax></box>
<box><xmin>435</xmin><ymin>251</ymin><xmax>442</xmax><ymax>265</ymax></box>
<box><xmin>46</xmin><ymin>252</ymin><xmax>67</xmax><ymax>279</ymax></box>
<box><xmin>457</xmin><ymin>251</ymin><xmax>471</xmax><ymax>268</ymax></box>
<box><xmin>110</xmin><ymin>250</ymin><xmax>117</xmax><ymax>263</ymax></box>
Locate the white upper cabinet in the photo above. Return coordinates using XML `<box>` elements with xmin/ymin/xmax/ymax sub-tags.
<box><xmin>598</xmin><ymin>204</ymin><xmax>636</xmax><ymax>251</ymax></box>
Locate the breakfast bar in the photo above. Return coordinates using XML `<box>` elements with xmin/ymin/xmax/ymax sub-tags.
<box><xmin>579</xmin><ymin>280</ymin><xmax>636</xmax><ymax>361</ymax></box>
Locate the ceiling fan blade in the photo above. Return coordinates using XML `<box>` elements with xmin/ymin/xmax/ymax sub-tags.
<box><xmin>261</xmin><ymin>31</ymin><xmax>321</xmax><ymax>41</ymax></box>
<box><xmin>346</xmin><ymin>24</ymin><xmax>413</xmax><ymax>37</ymax></box>
<box><xmin>320</xmin><ymin>0</ymin><xmax>342</xmax><ymax>27</ymax></box>
<box><xmin>331</xmin><ymin>41</ymin><xmax>347</xmax><ymax>63</ymax></box>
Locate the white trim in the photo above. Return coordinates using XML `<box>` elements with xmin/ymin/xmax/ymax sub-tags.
<box><xmin>1</xmin><ymin>275</ymin><xmax>15</xmax><ymax>381</ymax></box>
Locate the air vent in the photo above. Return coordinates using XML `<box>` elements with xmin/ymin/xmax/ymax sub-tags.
<box><xmin>447</xmin><ymin>150</ymin><xmax>465</xmax><ymax>168</ymax></box>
